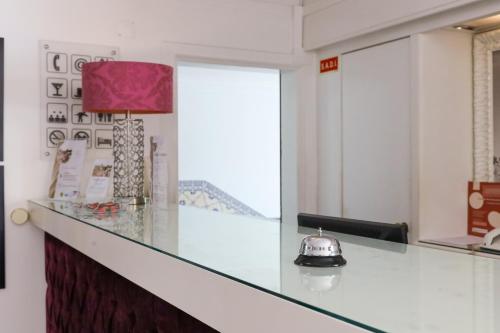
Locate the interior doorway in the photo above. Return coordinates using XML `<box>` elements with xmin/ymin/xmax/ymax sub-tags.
<box><xmin>177</xmin><ymin>62</ymin><xmax>281</xmax><ymax>219</ymax></box>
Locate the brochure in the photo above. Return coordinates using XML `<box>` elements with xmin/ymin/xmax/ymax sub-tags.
<box><xmin>86</xmin><ymin>159</ymin><xmax>113</xmax><ymax>202</ymax></box>
<box><xmin>150</xmin><ymin>136</ymin><xmax>169</xmax><ymax>208</ymax></box>
<box><xmin>50</xmin><ymin>139</ymin><xmax>87</xmax><ymax>201</ymax></box>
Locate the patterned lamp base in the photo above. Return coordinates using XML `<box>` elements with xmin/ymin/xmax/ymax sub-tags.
<box><xmin>113</xmin><ymin>119</ymin><xmax>145</xmax><ymax>198</ymax></box>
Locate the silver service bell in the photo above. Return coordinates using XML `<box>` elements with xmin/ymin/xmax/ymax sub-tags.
<box><xmin>294</xmin><ymin>228</ymin><xmax>347</xmax><ymax>267</ymax></box>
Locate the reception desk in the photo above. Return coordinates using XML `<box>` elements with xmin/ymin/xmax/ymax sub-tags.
<box><xmin>28</xmin><ymin>199</ymin><xmax>500</xmax><ymax>333</ymax></box>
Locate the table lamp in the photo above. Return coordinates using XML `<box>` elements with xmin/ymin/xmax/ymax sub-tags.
<box><xmin>82</xmin><ymin>61</ymin><xmax>173</xmax><ymax>204</ymax></box>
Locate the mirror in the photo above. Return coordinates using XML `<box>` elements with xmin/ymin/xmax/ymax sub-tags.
<box><xmin>473</xmin><ymin>29</ymin><xmax>500</xmax><ymax>181</ymax></box>
<box><xmin>494</xmin><ymin>50</ymin><xmax>500</xmax><ymax>181</ymax></box>
<box><xmin>0</xmin><ymin>38</ymin><xmax>4</xmax><ymax>289</ymax></box>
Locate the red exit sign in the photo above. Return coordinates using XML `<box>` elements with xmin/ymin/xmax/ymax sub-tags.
<box><xmin>320</xmin><ymin>56</ymin><xmax>339</xmax><ymax>73</ymax></box>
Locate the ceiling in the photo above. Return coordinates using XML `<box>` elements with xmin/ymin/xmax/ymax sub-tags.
<box><xmin>458</xmin><ymin>13</ymin><xmax>500</xmax><ymax>32</ymax></box>
<box><xmin>239</xmin><ymin>0</ymin><xmax>302</xmax><ymax>5</ymax></box>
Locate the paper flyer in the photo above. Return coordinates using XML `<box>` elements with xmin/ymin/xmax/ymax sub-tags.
<box><xmin>52</xmin><ymin>139</ymin><xmax>87</xmax><ymax>201</ymax></box>
<box><xmin>150</xmin><ymin>136</ymin><xmax>169</xmax><ymax>208</ymax></box>
<box><xmin>468</xmin><ymin>181</ymin><xmax>500</xmax><ymax>236</ymax></box>
<box><xmin>86</xmin><ymin>159</ymin><xmax>113</xmax><ymax>202</ymax></box>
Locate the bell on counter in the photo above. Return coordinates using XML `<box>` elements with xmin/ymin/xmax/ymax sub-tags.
<box><xmin>294</xmin><ymin>228</ymin><xmax>347</xmax><ymax>267</ymax></box>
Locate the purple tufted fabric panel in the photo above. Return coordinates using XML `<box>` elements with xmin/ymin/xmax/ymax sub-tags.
<box><xmin>45</xmin><ymin>233</ymin><xmax>218</xmax><ymax>333</ymax></box>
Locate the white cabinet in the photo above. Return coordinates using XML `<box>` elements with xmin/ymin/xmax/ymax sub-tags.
<box><xmin>341</xmin><ymin>38</ymin><xmax>411</xmax><ymax>223</ymax></box>
<box><xmin>317</xmin><ymin>30</ymin><xmax>473</xmax><ymax>239</ymax></box>
<box><xmin>317</xmin><ymin>38</ymin><xmax>411</xmax><ymax>224</ymax></box>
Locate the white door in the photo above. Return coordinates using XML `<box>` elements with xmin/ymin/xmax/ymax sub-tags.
<box><xmin>341</xmin><ymin>38</ymin><xmax>411</xmax><ymax>223</ymax></box>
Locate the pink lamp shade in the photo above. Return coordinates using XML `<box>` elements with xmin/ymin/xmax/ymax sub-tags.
<box><xmin>82</xmin><ymin>61</ymin><xmax>173</xmax><ymax>114</ymax></box>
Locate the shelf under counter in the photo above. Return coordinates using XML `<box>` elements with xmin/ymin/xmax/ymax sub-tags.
<box><xmin>29</xmin><ymin>199</ymin><xmax>500</xmax><ymax>333</ymax></box>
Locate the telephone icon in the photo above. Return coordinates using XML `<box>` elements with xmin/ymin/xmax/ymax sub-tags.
<box><xmin>47</xmin><ymin>52</ymin><xmax>67</xmax><ymax>73</ymax></box>
<box><xmin>53</xmin><ymin>54</ymin><xmax>60</xmax><ymax>72</ymax></box>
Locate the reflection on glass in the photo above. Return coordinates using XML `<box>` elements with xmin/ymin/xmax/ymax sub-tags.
<box><xmin>298</xmin><ymin>266</ymin><xmax>342</xmax><ymax>293</ymax></box>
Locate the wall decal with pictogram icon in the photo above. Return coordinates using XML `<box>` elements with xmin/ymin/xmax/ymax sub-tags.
<box><xmin>72</xmin><ymin>128</ymin><xmax>92</xmax><ymax>148</ymax></box>
<box><xmin>40</xmin><ymin>41</ymin><xmax>120</xmax><ymax>159</ymax></box>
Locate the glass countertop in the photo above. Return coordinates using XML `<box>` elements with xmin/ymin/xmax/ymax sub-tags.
<box><xmin>30</xmin><ymin>199</ymin><xmax>500</xmax><ymax>333</ymax></box>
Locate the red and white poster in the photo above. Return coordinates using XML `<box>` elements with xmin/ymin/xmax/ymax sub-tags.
<box><xmin>468</xmin><ymin>181</ymin><xmax>500</xmax><ymax>236</ymax></box>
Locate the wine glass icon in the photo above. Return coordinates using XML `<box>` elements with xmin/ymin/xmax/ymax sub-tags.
<box><xmin>51</xmin><ymin>82</ymin><xmax>63</xmax><ymax>97</ymax></box>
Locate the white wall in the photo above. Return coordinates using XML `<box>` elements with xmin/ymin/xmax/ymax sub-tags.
<box><xmin>0</xmin><ymin>0</ymin><xmax>305</xmax><ymax>332</ymax></box>
<box><xmin>281</xmin><ymin>70</ymin><xmax>300</xmax><ymax>223</ymax></box>
<box><xmin>296</xmin><ymin>63</ymin><xmax>319</xmax><ymax>214</ymax></box>
<box><xmin>317</xmin><ymin>57</ymin><xmax>342</xmax><ymax>217</ymax></box>
<box><xmin>415</xmin><ymin>29</ymin><xmax>473</xmax><ymax>239</ymax></box>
